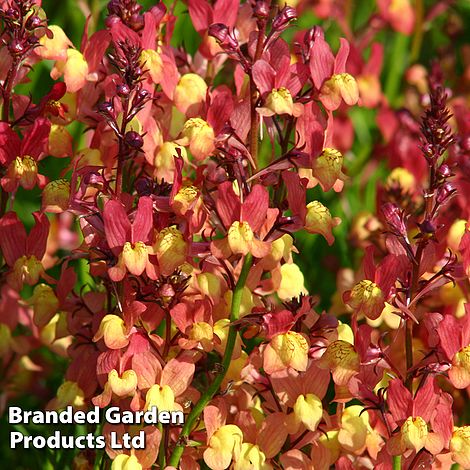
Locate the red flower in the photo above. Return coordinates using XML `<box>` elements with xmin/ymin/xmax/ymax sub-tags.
<box><xmin>0</xmin><ymin>211</ymin><xmax>50</xmax><ymax>290</ymax></box>
<box><xmin>211</xmin><ymin>182</ymin><xmax>271</xmax><ymax>258</ymax></box>
<box><xmin>437</xmin><ymin>308</ymin><xmax>470</xmax><ymax>389</ymax></box>
<box><xmin>309</xmin><ymin>30</ymin><xmax>358</xmax><ymax>111</ymax></box>
<box><xmin>103</xmin><ymin>196</ymin><xmax>155</xmax><ymax>281</ymax></box>
<box><xmin>0</xmin><ymin>117</ymin><xmax>50</xmax><ymax>192</ymax></box>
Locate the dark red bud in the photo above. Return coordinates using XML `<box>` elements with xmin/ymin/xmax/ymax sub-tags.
<box><xmin>135</xmin><ymin>177</ymin><xmax>153</xmax><ymax>196</ymax></box>
<box><xmin>272</xmin><ymin>6</ymin><xmax>297</xmax><ymax>31</ymax></box>
<box><xmin>8</xmin><ymin>40</ymin><xmax>25</xmax><ymax>54</ymax></box>
<box><xmin>208</xmin><ymin>23</ymin><xmax>228</xmax><ymax>43</ymax></box>
<box><xmin>5</xmin><ymin>8</ymin><xmax>20</xmax><ymax>20</ymax></box>
<box><xmin>116</xmin><ymin>83</ymin><xmax>130</xmax><ymax>97</ymax></box>
<box><xmin>419</xmin><ymin>219</ymin><xmax>436</xmax><ymax>234</ymax></box>
<box><xmin>437</xmin><ymin>164</ymin><xmax>451</xmax><ymax>179</ymax></box>
<box><xmin>98</xmin><ymin>101</ymin><xmax>114</xmax><ymax>114</ymax></box>
<box><xmin>129</xmin><ymin>13</ymin><xmax>144</xmax><ymax>30</ymax></box>
<box><xmin>26</xmin><ymin>15</ymin><xmax>42</xmax><ymax>29</ymax></box>
<box><xmin>254</xmin><ymin>1</ymin><xmax>269</xmax><ymax>19</ymax></box>
<box><xmin>137</xmin><ymin>89</ymin><xmax>149</xmax><ymax>100</ymax></box>
<box><xmin>436</xmin><ymin>182</ymin><xmax>455</xmax><ymax>204</ymax></box>
<box><xmin>107</xmin><ymin>0</ymin><xmax>120</xmax><ymax>15</ymax></box>
<box><xmin>105</xmin><ymin>15</ymin><xmax>121</xmax><ymax>28</ymax></box>
<box><xmin>382</xmin><ymin>202</ymin><xmax>407</xmax><ymax>236</ymax></box>
<box><xmin>124</xmin><ymin>131</ymin><xmax>143</xmax><ymax>149</ymax></box>
<box><xmin>208</xmin><ymin>23</ymin><xmax>239</xmax><ymax>50</ymax></box>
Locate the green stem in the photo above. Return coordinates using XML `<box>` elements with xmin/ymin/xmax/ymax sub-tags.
<box><xmin>410</xmin><ymin>0</ymin><xmax>424</xmax><ymax>63</ymax></box>
<box><xmin>384</xmin><ymin>33</ymin><xmax>410</xmax><ymax>107</ymax></box>
<box><xmin>158</xmin><ymin>424</ymin><xmax>166</xmax><ymax>468</ymax></box>
<box><xmin>168</xmin><ymin>253</ymin><xmax>253</xmax><ymax>467</ymax></box>
<box><xmin>393</xmin><ymin>455</ymin><xmax>401</xmax><ymax>470</ymax></box>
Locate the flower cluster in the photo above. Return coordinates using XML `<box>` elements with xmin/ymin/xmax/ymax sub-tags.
<box><xmin>0</xmin><ymin>0</ymin><xmax>469</xmax><ymax>469</ymax></box>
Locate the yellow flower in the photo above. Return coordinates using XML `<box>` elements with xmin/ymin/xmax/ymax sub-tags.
<box><xmin>54</xmin><ymin>381</ymin><xmax>85</xmax><ymax>409</ymax></box>
<box><xmin>141</xmin><ymin>49</ymin><xmax>163</xmax><ymax>84</ymax></box>
<box><xmin>121</xmin><ymin>241</ymin><xmax>149</xmax><ymax>277</ymax></box>
<box><xmin>145</xmin><ymin>384</ymin><xmax>177</xmax><ymax>412</ymax></box>
<box><xmin>313</xmin><ymin>148</ymin><xmax>346</xmax><ymax>192</ymax></box>
<box><xmin>278</xmin><ymin>263</ymin><xmax>307</xmax><ymax>300</ymax></box>
<box><xmin>233</xmin><ymin>443</ymin><xmax>271</xmax><ymax>470</ymax></box>
<box><xmin>174</xmin><ymin>74</ymin><xmax>208</xmax><ymax>115</ymax></box>
<box><xmin>450</xmin><ymin>426</ymin><xmax>470</xmax><ymax>468</ymax></box>
<box><xmin>181</xmin><ymin>118</ymin><xmax>215</xmax><ymax>160</ymax></box>
<box><xmin>318</xmin><ymin>340</ymin><xmax>360</xmax><ymax>385</ymax></box>
<box><xmin>263</xmin><ymin>331</ymin><xmax>309</xmax><ymax>374</ymax></box>
<box><xmin>204</xmin><ymin>424</ymin><xmax>243</xmax><ymax>470</ymax></box>
<box><xmin>293</xmin><ymin>394</ymin><xmax>323</xmax><ymax>431</ymax></box>
<box><xmin>42</xmin><ymin>179</ymin><xmax>70</xmax><ymax>213</ymax></box>
<box><xmin>111</xmin><ymin>454</ymin><xmax>142</xmax><ymax>470</ymax></box>
<box><xmin>401</xmin><ymin>416</ymin><xmax>428</xmax><ymax>452</ymax></box>
<box><xmin>305</xmin><ymin>201</ymin><xmax>341</xmax><ymax>245</ymax></box>
<box><xmin>154</xmin><ymin>226</ymin><xmax>187</xmax><ymax>276</ymax></box>
<box><xmin>346</xmin><ymin>280</ymin><xmax>385</xmax><ymax>320</ymax></box>
<box><xmin>108</xmin><ymin>369</ymin><xmax>138</xmax><ymax>397</ymax></box>
<box><xmin>93</xmin><ymin>315</ymin><xmax>129</xmax><ymax>349</ymax></box>
<box><xmin>7</xmin><ymin>155</ymin><xmax>38</xmax><ymax>190</ymax></box>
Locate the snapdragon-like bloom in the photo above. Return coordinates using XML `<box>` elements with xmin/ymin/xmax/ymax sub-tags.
<box><xmin>211</xmin><ymin>182</ymin><xmax>271</xmax><ymax>259</ymax></box>
<box><xmin>0</xmin><ymin>211</ymin><xmax>50</xmax><ymax>290</ymax></box>
<box><xmin>103</xmin><ymin>196</ymin><xmax>154</xmax><ymax>281</ymax></box>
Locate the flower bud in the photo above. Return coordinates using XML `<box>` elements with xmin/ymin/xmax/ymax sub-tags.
<box><xmin>382</xmin><ymin>202</ymin><xmax>407</xmax><ymax>236</ymax></box>
<box><xmin>5</xmin><ymin>8</ymin><xmax>20</xmax><ymax>21</ymax></box>
<box><xmin>254</xmin><ymin>1</ymin><xmax>269</xmax><ymax>19</ymax></box>
<box><xmin>136</xmin><ymin>88</ymin><xmax>150</xmax><ymax>101</ymax></box>
<box><xmin>26</xmin><ymin>15</ymin><xmax>42</xmax><ymax>30</ymax></box>
<box><xmin>436</xmin><ymin>182</ymin><xmax>456</xmax><ymax>204</ymax></box>
<box><xmin>107</xmin><ymin>0</ymin><xmax>120</xmax><ymax>15</ymax></box>
<box><xmin>8</xmin><ymin>39</ymin><xmax>25</xmax><ymax>55</ymax></box>
<box><xmin>129</xmin><ymin>13</ymin><xmax>144</xmax><ymax>31</ymax></box>
<box><xmin>135</xmin><ymin>177</ymin><xmax>153</xmax><ymax>196</ymax></box>
<box><xmin>208</xmin><ymin>23</ymin><xmax>229</xmax><ymax>43</ymax></box>
<box><xmin>272</xmin><ymin>5</ymin><xmax>297</xmax><ymax>30</ymax></box>
<box><xmin>116</xmin><ymin>83</ymin><xmax>130</xmax><ymax>97</ymax></box>
<box><xmin>124</xmin><ymin>130</ymin><xmax>144</xmax><ymax>149</ymax></box>
<box><xmin>437</xmin><ymin>164</ymin><xmax>452</xmax><ymax>179</ymax></box>
<box><xmin>419</xmin><ymin>219</ymin><xmax>436</xmax><ymax>235</ymax></box>
<box><xmin>98</xmin><ymin>100</ymin><xmax>114</xmax><ymax>115</ymax></box>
